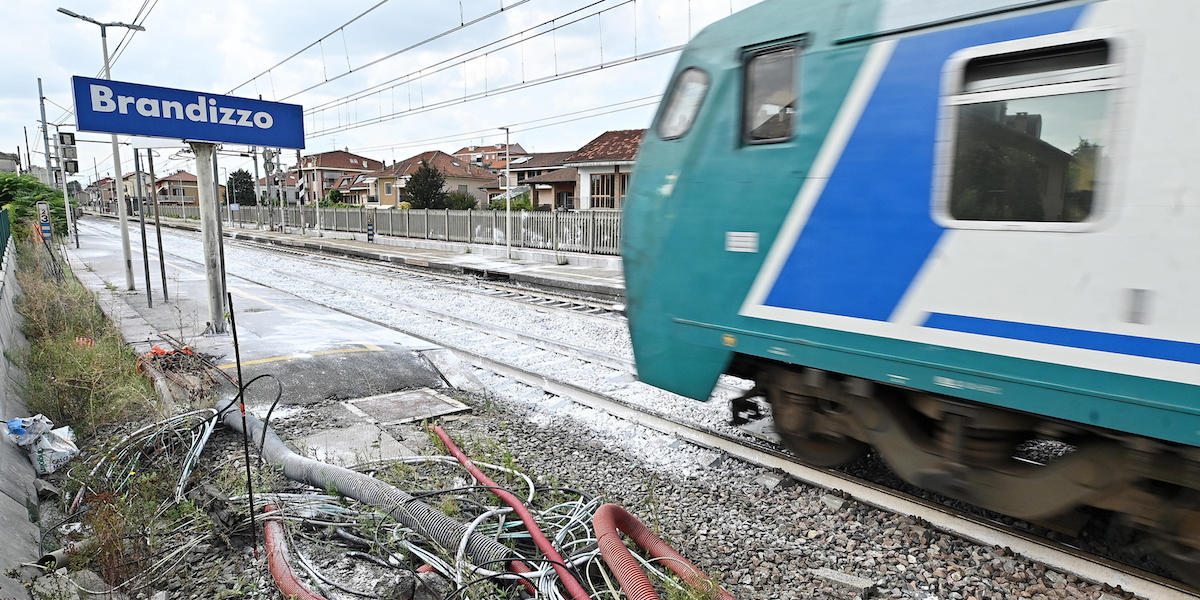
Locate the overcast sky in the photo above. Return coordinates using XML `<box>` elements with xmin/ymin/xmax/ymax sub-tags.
<box><xmin>2</xmin><ymin>0</ymin><xmax>762</xmax><ymax>184</ymax></box>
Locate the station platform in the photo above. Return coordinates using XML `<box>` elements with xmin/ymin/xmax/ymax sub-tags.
<box><xmin>86</xmin><ymin>211</ymin><xmax>626</xmax><ymax>301</ymax></box>
<box><xmin>65</xmin><ymin>221</ymin><xmax>479</xmax><ymax>413</ymax></box>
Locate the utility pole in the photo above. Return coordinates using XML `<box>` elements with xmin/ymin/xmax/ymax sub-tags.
<box><xmin>296</xmin><ymin>148</ymin><xmax>304</xmax><ymax>233</ymax></box>
<box><xmin>132</xmin><ymin>149</ymin><xmax>152</xmax><ymax>307</ymax></box>
<box><xmin>250</xmin><ymin>147</ymin><xmax>262</xmax><ymax>228</ymax></box>
<box><xmin>190</xmin><ymin>142</ymin><xmax>225</xmax><ymax>334</ymax></box>
<box><xmin>145</xmin><ymin>150</ymin><xmax>168</xmax><ymax>302</ymax></box>
<box><xmin>57</xmin><ymin>8</ymin><xmax>145</xmax><ymax>290</ymax></box>
<box><xmin>22</xmin><ymin>127</ymin><xmax>32</xmax><ymax>175</ymax></box>
<box><xmin>501</xmin><ymin>127</ymin><xmax>512</xmax><ymax>259</ymax></box>
<box><xmin>263</xmin><ymin>148</ymin><xmax>275</xmax><ymax>232</ymax></box>
<box><xmin>37</xmin><ymin>78</ymin><xmax>53</xmax><ymax>186</ymax></box>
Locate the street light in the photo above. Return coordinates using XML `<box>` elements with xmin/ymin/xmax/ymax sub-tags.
<box><xmin>58</xmin><ymin>7</ymin><xmax>146</xmax><ymax>291</ymax></box>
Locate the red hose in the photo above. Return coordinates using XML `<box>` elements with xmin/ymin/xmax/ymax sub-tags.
<box><xmin>432</xmin><ymin>425</ymin><xmax>590</xmax><ymax>600</ymax></box>
<box><xmin>593</xmin><ymin>503</ymin><xmax>735</xmax><ymax>600</ymax></box>
<box><xmin>263</xmin><ymin>504</ymin><xmax>327</xmax><ymax>600</ymax></box>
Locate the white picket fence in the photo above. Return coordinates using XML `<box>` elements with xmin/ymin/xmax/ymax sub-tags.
<box><xmin>154</xmin><ymin>205</ymin><xmax>623</xmax><ymax>256</ymax></box>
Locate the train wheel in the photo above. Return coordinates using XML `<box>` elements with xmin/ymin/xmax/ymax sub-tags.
<box><xmin>770</xmin><ymin>389</ymin><xmax>866</xmax><ymax>467</ymax></box>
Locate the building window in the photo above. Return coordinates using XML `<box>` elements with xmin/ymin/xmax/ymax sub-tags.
<box><xmin>943</xmin><ymin>39</ymin><xmax>1115</xmax><ymax>224</ymax></box>
<box><xmin>658</xmin><ymin>67</ymin><xmax>709</xmax><ymax>140</ymax></box>
<box><xmin>591</xmin><ymin>173</ymin><xmax>628</xmax><ymax>209</ymax></box>
<box><xmin>458</xmin><ymin>184</ymin><xmax>468</xmax><ymax>194</ymax></box>
<box><xmin>384</xmin><ymin>182</ymin><xmax>393</xmax><ymax>195</ymax></box>
<box><xmin>743</xmin><ymin>45</ymin><xmax>798</xmax><ymax>143</ymax></box>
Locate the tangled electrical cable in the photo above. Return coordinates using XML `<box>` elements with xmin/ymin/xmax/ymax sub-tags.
<box><xmin>220</xmin><ymin>426</ymin><xmax>733</xmax><ymax>600</ymax></box>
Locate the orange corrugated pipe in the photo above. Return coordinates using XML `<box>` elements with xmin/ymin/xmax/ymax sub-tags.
<box><xmin>432</xmin><ymin>425</ymin><xmax>590</xmax><ymax>600</ymax></box>
<box><xmin>263</xmin><ymin>504</ymin><xmax>327</xmax><ymax>600</ymax></box>
<box><xmin>593</xmin><ymin>503</ymin><xmax>736</xmax><ymax>600</ymax></box>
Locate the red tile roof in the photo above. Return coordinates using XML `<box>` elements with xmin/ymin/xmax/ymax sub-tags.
<box><xmin>564</xmin><ymin>129</ymin><xmax>645</xmax><ymax>163</ymax></box>
<box><xmin>300</xmin><ymin>150</ymin><xmax>383</xmax><ymax>172</ymax></box>
<box><xmin>156</xmin><ymin>170</ymin><xmax>197</xmax><ymax>183</ymax></box>
<box><xmin>378</xmin><ymin>150</ymin><xmax>494</xmax><ymax>181</ymax></box>
<box><xmin>522</xmin><ymin>166</ymin><xmax>578</xmax><ymax>184</ymax></box>
<box><xmin>509</xmin><ymin>151</ymin><xmax>575</xmax><ymax>170</ymax></box>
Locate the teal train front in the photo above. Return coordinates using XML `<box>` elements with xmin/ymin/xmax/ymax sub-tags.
<box><xmin>623</xmin><ymin>0</ymin><xmax>1200</xmax><ymax>576</ymax></box>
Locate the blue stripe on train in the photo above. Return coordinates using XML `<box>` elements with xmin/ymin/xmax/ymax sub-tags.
<box><xmin>762</xmin><ymin>6</ymin><xmax>1084</xmax><ymax>321</ymax></box>
<box><xmin>924</xmin><ymin>313</ymin><xmax>1200</xmax><ymax>365</ymax></box>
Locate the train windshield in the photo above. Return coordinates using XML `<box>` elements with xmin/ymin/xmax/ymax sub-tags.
<box><xmin>658</xmin><ymin>68</ymin><xmax>709</xmax><ymax>140</ymax></box>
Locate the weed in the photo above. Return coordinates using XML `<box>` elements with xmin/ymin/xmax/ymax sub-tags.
<box><xmin>15</xmin><ymin>240</ymin><xmax>156</xmax><ymax>438</ymax></box>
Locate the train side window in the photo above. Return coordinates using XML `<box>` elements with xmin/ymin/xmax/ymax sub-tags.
<box><xmin>743</xmin><ymin>46</ymin><xmax>798</xmax><ymax>144</ymax></box>
<box><xmin>657</xmin><ymin>68</ymin><xmax>710</xmax><ymax>140</ymax></box>
<box><xmin>940</xmin><ymin>39</ymin><xmax>1118</xmax><ymax>225</ymax></box>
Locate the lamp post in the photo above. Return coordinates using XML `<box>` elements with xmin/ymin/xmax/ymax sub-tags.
<box><xmin>58</xmin><ymin>7</ymin><xmax>145</xmax><ymax>291</ymax></box>
<box><xmin>500</xmin><ymin>126</ymin><xmax>511</xmax><ymax>259</ymax></box>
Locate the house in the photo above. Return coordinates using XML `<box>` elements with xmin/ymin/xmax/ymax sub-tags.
<box><xmin>370</xmin><ymin>150</ymin><xmax>495</xmax><ymax>208</ymax></box>
<box><xmin>296</xmin><ymin>150</ymin><xmax>383</xmax><ymax>204</ymax></box>
<box><xmin>257</xmin><ymin>170</ymin><xmax>302</xmax><ymax>205</ymax></box>
<box><xmin>522</xmin><ymin>167</ymin><xmax>579</xmax><ymax>210</ymax></box>
<box><xmin>153</xmin><ymin>170</ymin><xmax>226</xmax><ymax>204</ymax></box>
<box><xmin>451</xmin><ymin>143</ymin><xmax>528</xmax><ymax>169</ymax></box>
<box><xmin>121</xmin><ymin>171</ymin><xmax>154</xmax><ymax>199</ymax></box>
<box><xmin>563</xmin><ymin>129</ymin><xmax>645</xmax><ymax>210</ymax></box>
<box><xmin>329</xmin><ymin>173</ymin><xmax>374</xmax><ymax>204</ymax></box>
<box><xmin>0</xmin><ymin>152</ymin><xmax>19</xmax><ymax>173</ymax></box>
<box><xmin>504</xmin><ymin>151</ymin><xmax>576</xmax><ymax>209</ymax></box>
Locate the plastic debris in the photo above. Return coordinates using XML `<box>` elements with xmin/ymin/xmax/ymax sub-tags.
<box><xmin>6</xmin><ymin>414</ymin><xmax>53</xmax><ymax>446</ymax></box>
<box><xmin>5</xmin><ymin>415</ymin><xmax>79</xmax><ymax>475</ymax></box>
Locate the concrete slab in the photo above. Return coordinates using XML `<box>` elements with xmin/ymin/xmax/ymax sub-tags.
<box><xmin>298</xmin><ymin>423</ymin><xmax>417</xmax><ymax>467</ymax></box>
<box><xmin>346</xmin><ymin>388</ymin><xmax>470</xmax><ymax>425</ymax></box>
<box><xmin>67</xmin><ymin>219</ymin><xmax>450</xmax><ymax>410</ymax></box>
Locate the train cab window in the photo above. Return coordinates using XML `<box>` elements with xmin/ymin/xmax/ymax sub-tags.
<box><xmin>743</xmin><ymin>46</ymin><xmax>798</xmax><ymax>143</ymax></box>
<box><xmin>943</xmin><ymin>39</ymin><xmax>1117</xmax><ymax>224</ymax></box>
<box><xmin>657</xmin><ymin>68</ymin><xmax>709</xmax><ymax>140</ymax></box>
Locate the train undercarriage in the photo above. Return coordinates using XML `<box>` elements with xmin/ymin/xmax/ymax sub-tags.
<box><xmin>734</xmin><ymin>359</ymin><xmax>1200</xmax><ymax>581</ymax></box>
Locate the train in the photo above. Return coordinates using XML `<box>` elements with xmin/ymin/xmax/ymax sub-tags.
<box><xmin>622</xmin><ymin>0</ymin><xmax>1200</xmax><ymax>577</ymax></box>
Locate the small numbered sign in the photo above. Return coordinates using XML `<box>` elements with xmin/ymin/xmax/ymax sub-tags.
<box><xmin>36</xmin><ymin>202</ymin><xmax>52</xmax><ymax>240</ymax></box>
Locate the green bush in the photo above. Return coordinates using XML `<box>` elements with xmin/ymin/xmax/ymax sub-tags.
<box><xmin>0</xmin><ymin>172</ymin><xmax>75</xmax><ymax>238</ymax></box>
<box><xmin>448</xmin><ymin>191</ymin><xmax>477</xmax><ymax>210</ymax></box>
<box><xmin>488</xmin><ymin>193</ymin><xmax>532</xmax><ymax>211</ymax></box>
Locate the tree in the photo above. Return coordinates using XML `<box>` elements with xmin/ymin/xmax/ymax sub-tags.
<box><xmin>0</xmin><ymin>172</ymin><xmax>75</xmax><ymax>238</ymax></box>
<box><xmin>447</xmin><ymin>190</ymin><xmax>477</xmax><ymax>210</ymax></box>
<box><xmin>225</xmin><ymin>169</ymin><xmax>256</xmax><ymax>205</ymax></box>
<box><xmin>407</xmin><ymin>161</ymin><xmax>447</xmax><ymax>209</ymax></box>
<box><xmin>320</xmin><ymin>189</ymin><xmax>343</xmax><ymax>207</ymax></box>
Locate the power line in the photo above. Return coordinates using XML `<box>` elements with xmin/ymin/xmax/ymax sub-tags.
<box><xmin>307</xmin><ymin>44</ymin><xmax>680</xmax><ymax>138</ymax></box>
<box><xmin>304</xmin><ymin>0</ymin><xmax>617</xmax><ymax>116</ymax></box>
<box><xmin>343</xmin><ymin>95</ymin><xmax>661</xmax><ymax>155</ymax></box>
<box><xmin>225</xmin><ymin>0</ymin><xmax>392</xmax><ymax>94</ymax></box>
<box><xmin>278</xmin><ymin>0</ymin><xmax>532</xmax><ymax>102</ymax></box>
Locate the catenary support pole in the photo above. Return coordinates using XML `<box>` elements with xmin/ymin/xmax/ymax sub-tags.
<box><xmin>250</xmin><ymin>147</ymin><xmax>262</xmax><ymax>229</ymax></box>
<box><xmin>296</xmin><ymin>148</ymin><xmax>304</xmax><ymax>233</ymax></box>
<box><xmin>132</xmin><ymin>149</ymin><xmax>152</xmax><ymax>307</ymax></box>
<box><xmin>36</xmin><ymin>79</ymin><xmax>52</xmax><ymax>185</ymax></box>
<box><xmin>145</xmin><ymin>151</ymin><xmax>168</xmax><ymax>302</ymax></box>
<box><xmin>190</xmin><ymin>142</ymin><xmax>226</xmax><ymax>333</ymax></box>
<box><xmin>501</xmin><ymin>126</ymin><xmax>511</xmax><ymax>259</ymax></box>
<box><xmin>264</xmin><ymin>150</ymin><xmax>275</xmax><ymax>232</ymax></box>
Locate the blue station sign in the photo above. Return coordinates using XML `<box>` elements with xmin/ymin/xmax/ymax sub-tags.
<box><xmin>71</xmin><ymin>76</ymin><xmax>304</xmax><ymax>148</ymax></box>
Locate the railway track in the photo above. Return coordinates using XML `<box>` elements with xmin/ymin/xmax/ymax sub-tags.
<box><xmin>80</xmin><ymin>218</ymin><xmax>1199</xmax><ymax>599</ymax></box>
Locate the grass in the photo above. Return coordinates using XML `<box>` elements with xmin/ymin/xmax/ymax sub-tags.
<box><xmin>14</xmin><ymin>239</ymin><xmax>157</xmax><ymax>439</ymax></box>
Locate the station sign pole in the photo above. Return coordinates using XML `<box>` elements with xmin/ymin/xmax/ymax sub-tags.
<box><xmin>132</xmin><ymin>149</ymin><xmax>153</xmax><ymax>307</ymax></box>
<box><xmin>70</xmin><ymin>76</ymin><xmax>304</xmax><ymax>336</ymax></box>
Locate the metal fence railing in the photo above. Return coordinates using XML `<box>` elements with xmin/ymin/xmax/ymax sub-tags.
<box><xmin>0</xmin><ymin>208</ymin><xmax>10</xmax><ymax>265</ymax></box>
<box><xmin>150</xmin><ymin>205</ymin><xmax>624</xmax><ymax>256</ymax></box>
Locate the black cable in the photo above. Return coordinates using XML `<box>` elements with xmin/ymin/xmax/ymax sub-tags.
<box><xmin>345</xmin><ymin>550</ymin><xmax>395</xmax><ymax>570</ymax></box>
<box><xmin>441</xmin><ymin>570</ymin><xmax>539</xmax><ymax>600</ymax></box>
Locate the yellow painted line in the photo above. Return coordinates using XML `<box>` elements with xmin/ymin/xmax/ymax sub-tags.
<box><xmin>218</xmin><ymin>343</ymin><xmax>385</xmax><ymax>370</ymax></box>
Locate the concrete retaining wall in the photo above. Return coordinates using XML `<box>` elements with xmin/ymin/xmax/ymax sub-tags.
<box><xmin>0</xmin><ymin>238</ymin><xmax>40</xmax><ymax>598</ymax></box>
